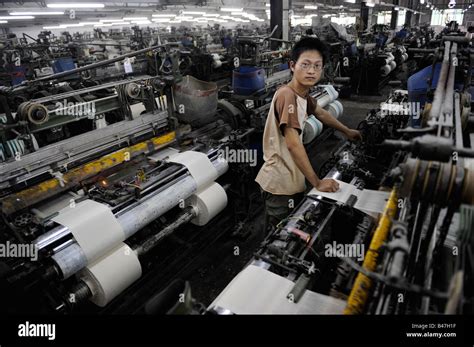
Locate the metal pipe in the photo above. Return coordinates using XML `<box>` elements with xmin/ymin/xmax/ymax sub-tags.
<box><xmin>441</xmin><ymin>36</ymin><xmax>471</xmax><ymax>43</ymax></box>
<box><xmin>429</xmin><ymin>41</ymin><xmax>451</xmax><ymax>121</ymax></box>
<box><xmin>442</xmin><ymin>43</ymin><xmax>457</xmax><ymax>117</ymax></box>
<box><xmin>134</xmin><ymin>207</ymin><xmax>196</xmax><ymax>256</ymax></box>
<box><xmin>34</xmin><ymin>224</ymin><xmax>70</xmax><ymax>250</ymax></box>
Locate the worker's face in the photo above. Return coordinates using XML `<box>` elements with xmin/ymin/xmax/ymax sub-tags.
<box><xmin>290</xmin><ymin>50</ymin><xmax>324</xmax><ymax>87</ymax></box>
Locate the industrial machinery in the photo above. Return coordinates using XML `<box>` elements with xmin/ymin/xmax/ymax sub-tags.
<box><xmin>310</xmin><ymin>22</ymin><xmax>408</xmax><ymax>95</ymax></box>
<box><xmin>0</xmin><ymin>31</ymin><xmax>346</xmax><ymax>313</ymax></box>
<box><xmin>206</xmin><ymin>35</ymin><xmax>474</xmax><ymax>315</ymax></box>
<box><xmin>3</xmin><ymin>18</ymin><xmax>469</xmax><ymax>317</ymax></box>
<box><xmin>0</xmin><ymin>42</ymin><xmax>200</xmax><ymax>163</ymax></box>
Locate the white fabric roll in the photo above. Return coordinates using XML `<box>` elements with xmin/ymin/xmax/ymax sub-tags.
<box><xmin>326</xmin><ymin>100</ymin><xmax>344</xmax><ymax>119</ymax></box>
<box><xmin>80</xmin><ymin>243</ymin><xmax>142</xmax><ymax>307</ymax></box>
<box><xmin>303</xmin><ymin>115</ymin><xmax>323</xmax><ymax>144</ymax></box>
<box><xmin>380</xmin><ymin>64</ymin><xmax>391</xmax><ymax>76</ymax></box>
<box><xmin>188</xmin><ymin>182</ymin><xmax>227</xmax><ymax>226</ymax></box>
<box><xmin>52</xmin><ymin>199</ymin><xmax>125</xmax><ymax>264</ymax></box>
<box><xmin>169</xmin><ymin>151</ymin><xmax>219</xmax><ymax>190</ymax></box>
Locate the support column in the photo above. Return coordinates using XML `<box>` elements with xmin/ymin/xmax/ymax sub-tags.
<box><xmin>360</xmin><ymin>2</ymin><xmax>372</xmax><ymax>31</ymax></box>
<box><xmin>282</xmin><ymin>0</ymin><xmax>289</xmax><ymax>42</ymax></box>
<box><xmin>405</xmin><ymin>0</ymin><xmax>414</xmax><ymax>26</ymax></box>
<box><xmin>415</xmin><ymin>12</ymin><xmax>421</xmax><ymax>25</ymax></box>
<box><xmin>270</xmin><ymin>0</ymin><xmax>289</xmax><ymax>50</ymax></box>
<box><xmin>405</xmin><ymin>11</ymin><xmax>413</xmax><ymax>26</ymax></box>
<box><xmin>390</xmin><ymin>0</ymin><xmax>399</xmax><ymax>29</ymax></box>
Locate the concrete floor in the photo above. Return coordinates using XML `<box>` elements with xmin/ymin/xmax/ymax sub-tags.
<box><xmin>185</xmin><ymin>86</ymin><xmax>396</xmax><ymax>308</ymax></box>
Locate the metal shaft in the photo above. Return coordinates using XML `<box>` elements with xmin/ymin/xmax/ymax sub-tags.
<box><xmin>30</xmin><ymin>45</ymin><xmax>162</xmax><ymax>84</ymax></box>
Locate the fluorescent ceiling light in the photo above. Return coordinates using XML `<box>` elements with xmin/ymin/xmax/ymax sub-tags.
<box><xmin>0</xmin><ymin>16</ymin><xmax>34</xmax><ymax>19</ymax></box>
<box><xmin>112</xmin><ymin>22</ymin><xmax>129</xmax><ymax>25</ymax></box>
<box><xmin>79</xmin><ymin>22</ymin><xmax>100</xmax><ymax>25</ymax></box>
<box><xmin>266</xmin><ymin>3</ymin><xmax>270</xmax><ymax>7</ymax></box>
<box><xmin>182</xmin><ymin>11</ymin><xmax>205</xmax><ymax>15</ymax></box>
<box><xmin>394</xmin><ymin>6</ymin><xmax>399</xmax><ymax>10</ymax></box>
<box><xmin>323</xmin><ymin>14</ymin><xmax>332</xmax><ymax>17</ymax></box>
<box><xmin>366</xmin><ymin>2</ymin><xmax>375</xmax><ymax>7</ymax></box>
<box><xmin>304</xmin><ymin>5</ymin><xmax>318</xmax><ymax>9</ymax></box>
<box><xmin>153</xmin><ymin>18</ymin><xmax>171</xmax><ymax>22</ymax></box>
<box><xmin>94</xmin><ymin>23</ymin><xmax>112</xmax><ymax>27</ymax></box>
<box><xmin>0</xmin><ymin>20</ymin><xmax>8</xmax><ymax>23</ymax></box>
<box><xmin>221</xmin><ymin>8</ymin><xmax>243</xmax><ymax>11</ymax></box>
<box><xmin>132</xmin><ymin>20</ymin><xmax>151</xmax><ymax>24</ymax></box>
<box><xmin>62</xmin><ymin>23</ymin><xmax>84</xmax><ymax>27</ymax></box>
<box><xmin>203</xmin><ymin>13</ymin><xmax>220</xmax><ymax>17</ymax></box>
<box><xmin>43</xmin><ymin>25</ymin><xmax>63</xmax><ymax>29</ymax></box>
<box><xmin>10</xmin><ymin>11</ymin><xmax>64</xmax><ymax>15</ymax></box>
<box><xmin>47</xmin><ymin>3</ymin><xmax>104</xmax><ymax>8</ymax></box>
<box><xmin>169</xmin><ymin>20</ymin><xmax>182</xmax><ymax>23</ymax></box>
<box><xmin>123</xmin><ymin>17</ymin><xmax>148</xmax><ymax>20</ymax></box>
<box><xmin>100</xmin><ymin>19</ymin><xmax>123</xmax><ymax>22</ymax></box>
<box><xmin>345</xmin><ymin>0</ymin><xmax>356</xmax><ymax>3</ymax></box>
<box><xmin>175</xmin><ymin>16</ymin><xmax>193</xmax><ymax>20</ymax></box>
<box><xmin>152</xmin><ymin>14</ymin><xmax>176</xmax><ymax>17</ymax></box>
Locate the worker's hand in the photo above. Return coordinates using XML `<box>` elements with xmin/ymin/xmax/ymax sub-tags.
<box><xmin>345</xmin><ymin>129</ymin><xmax>362</xmax><ymax>142</ymax></box>
<box><xmin>315</xmin><ymin>178</ymin><xmax>340</xmax><ymax>193</ymax></box>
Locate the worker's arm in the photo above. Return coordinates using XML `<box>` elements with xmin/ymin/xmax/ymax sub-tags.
<box><xmin>314</xmin><ymin>103</ymin><xmax>362</xmax><ymax>141</ymax></box>
<box><xmin>284</xmin><ymin>126</ymin><xmax>339</xmax><ymax>192</ymax></box>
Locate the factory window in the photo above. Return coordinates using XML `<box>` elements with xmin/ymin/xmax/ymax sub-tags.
<box><xmin>377</xmin><ymin>11</ymin><xmax>392</xmax><ymax>25</ymax></box>
<box><xmin>396</xmin><ymin>9</ymin><xmax>406</xmax><ymax>27</ymax></box>
<box><xmin>330</xmin><ymin>16</ymin><xmax>357</xmax><ymax>25</ymax></box>
<box><xmin>430</xmin><ymin>9</ymin><xmax>464</xmax><ymax>26</ymax></box>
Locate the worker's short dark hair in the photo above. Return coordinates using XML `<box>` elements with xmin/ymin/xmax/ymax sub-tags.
<box><xmin>290</xmin><ymin>37</ymin><xmax>329</xmax><ymax>66</ymax></box>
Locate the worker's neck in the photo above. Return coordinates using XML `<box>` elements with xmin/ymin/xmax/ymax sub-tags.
<box><xmin>288</xmin><ymin>79</ymin><xmax>310</xmax><ymax>98</ymax></box>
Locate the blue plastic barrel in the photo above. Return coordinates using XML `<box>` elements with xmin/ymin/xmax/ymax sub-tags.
<box><xmin>52</xmin><ymin>57</ymin><xmax>76</xmax><ymax>73</ymax></box>
<box><xmin>232</xmin><ymin>66</ymin><xmax>266</xmax><ymax>96</ymax></box>
<box><xmin>408</xmin><ymin>63</ymin><xmax>441</xmax><ymax>103</ymax></box>
<box><xmin>11</xmin><ymin>65</ymin><xmax>26</xmax><ymax>85</ymax></box>
<box><xmin>277</xmin><ymin>63</ymin><xmax>289</xmax><ymax>71</ymax></box>
<box><xmin>408</xmin><ymin>63</ymin><xmax>441</xmax><ymax>127</ymax></box>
